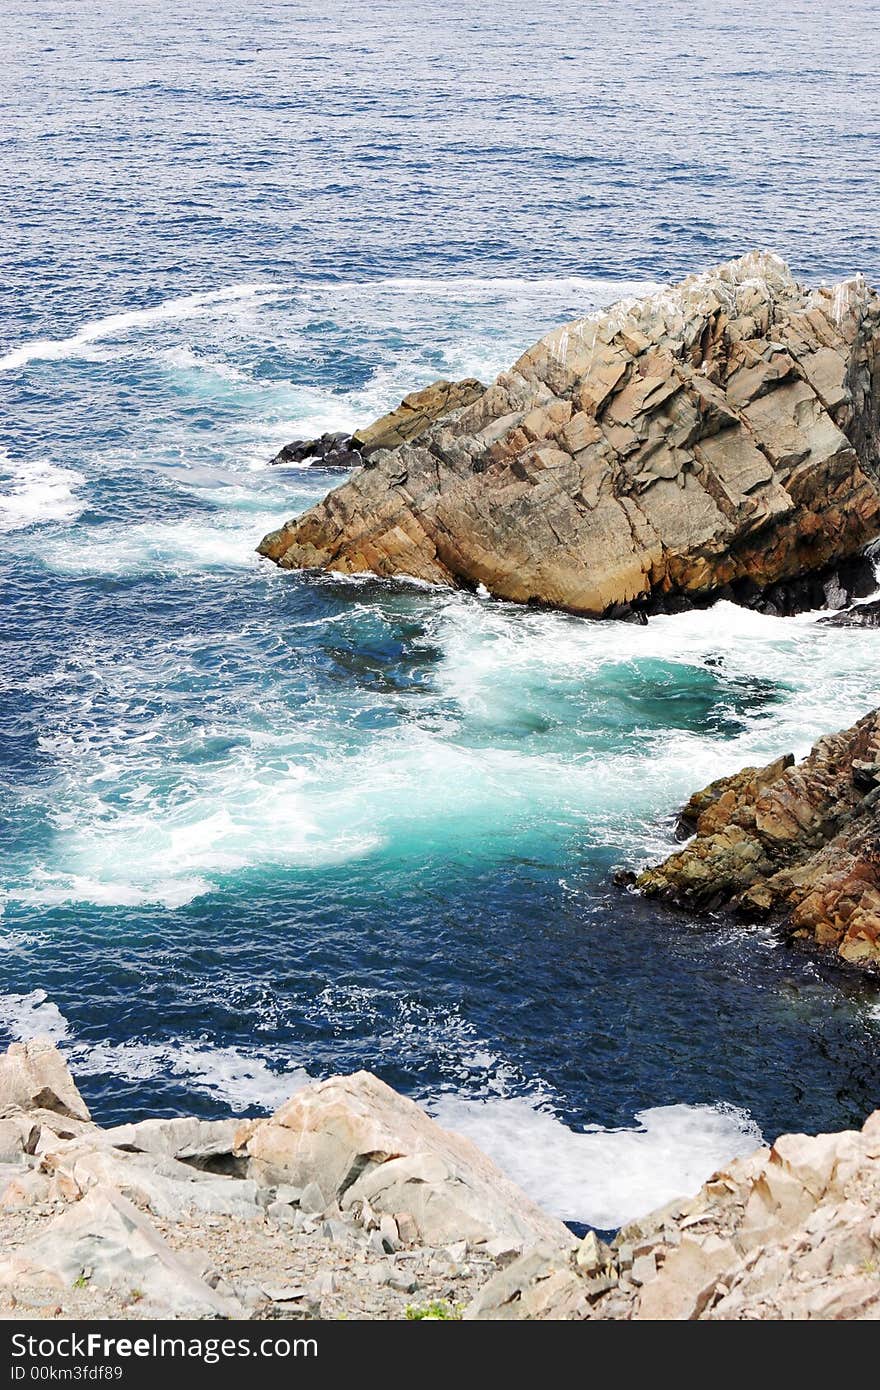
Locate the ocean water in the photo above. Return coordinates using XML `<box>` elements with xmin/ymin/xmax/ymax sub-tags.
<box><xmin>2</xmin><ymin>0</ymin><xmax>880</xmax><ymax>1230</ymax></box>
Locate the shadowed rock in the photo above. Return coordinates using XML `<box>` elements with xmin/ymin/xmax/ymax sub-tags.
<box><xmin>259</xmin><ymin>254</ymin><xmax>880</xmax><ymax>618</ymax></box>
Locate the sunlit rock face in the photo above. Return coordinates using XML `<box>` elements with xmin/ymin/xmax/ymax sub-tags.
<box><xmin>259</xmin><ymin>253</ymin><xmax>880</xmax><ymax>619</ymax></box>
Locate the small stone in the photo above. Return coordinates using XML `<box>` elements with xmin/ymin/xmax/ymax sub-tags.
<box><xmin>323</xmin><ymin>1218</ymin><xmax>354</xmax><ymax>1246</ymax></box>
<box><xmin>379</xmin><ymin>1215</ymin><xmax>399</xmax><ymax>1252</ymax></box>
<box><xmin>368</xmin><ymin>1230</ymin><xmax>387</xmax><ymax>1257</ymax></box>
<box><xmin>395</xmin><ymin>1210</ymin><xmax>418</xmax><ymax>1244</ymax></box>
<box><xmin>483</xmin><ymin>1236</ymin><xmax>522</xmax><ymax>1265</ymax></box>
<box><xmin>312</xmin><ymin>1271</ymin><xmax>338</xmax><ymax>1296</ymax></box>
<box><xmin>576</xmin><ymin>1230</ymin><xmax>611</xmax><ymax>1273</ymax></box>
<box><xmin>384</xmin><ymin>1269</ymin><xmax>417</xmax><ymax>1294</ymax></box>
<box><xmin>266</xmin><ymin>1201</ymin><xmax>297</xmax><ymax>1225</ymax></box>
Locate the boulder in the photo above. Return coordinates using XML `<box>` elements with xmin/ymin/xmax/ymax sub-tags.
<box><xmin>237</xmin><ymin>1069</ymin><xmax>572</xmax><ymax>1249</ymax></box>
<box><xmin>635</xmin><ymin>707</ymin><xmax>880</xmax><ymax>969</ymax></box>
<box><xmin>62</xmin><ymin>1146</ymin><xmax>263</xmax><ymax>1221</ymax></box>
<box><xmin>0</xmin><ymin>1184</ymin><xmax>242</xmax><ymax>1317</ymax></box>
<box><xmin>0</xmin><ymin>1039</ymin><xmax>91</xmax><ymax>1123</ymax></box>
<box><xmin>103</xmin><ymin>1116</ymin><xmax>241</xmax><ymax>1170</ymax></box>
<box><xmin>259</xmin><ymin>254</ymin><xmax>880</xmax><ymax>619</ymax></box>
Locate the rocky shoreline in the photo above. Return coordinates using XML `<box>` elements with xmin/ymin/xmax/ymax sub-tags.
<box><xmin>2</xmin><ymin>1040</ymin><xmax>880</xmax><ymax>1321</ymax></box>
<box><xmin>633</xmin><ymin>706</ymin><xmax>880</xmax><ymax>972</ymax></box>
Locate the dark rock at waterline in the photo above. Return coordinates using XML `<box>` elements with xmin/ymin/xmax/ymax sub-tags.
<box><xmin>271</xmin><ymin>431</ymin><xmax>364</xmax><ymax>470</ymax></box>
<box><xmin>258</xmin><ymin>253</ymin><xmax>880</xmax><ymax>617</ymax></box>
<box><xmin>269</xmin><ymin>378</ymin><xmax>487</xmax><ymax>472</ymax></box>
<box><xmin>635</xmin><ymin>714</ymin><xmax>880</xmax><ymax>971</ymax></box>
<box><xmin>819</xmin><ymin>596</ymin><xmax>880</xmax><ymax>627</ymax></box>
<box><xmin>610</xmin><ymin>552</ymin><xmax>878</xmax><ymax>621</ymax></box>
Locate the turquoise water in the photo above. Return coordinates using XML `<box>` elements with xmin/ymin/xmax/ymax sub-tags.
<box><xmin>2</xmin><ymin>0</ymin><xmax>880</xmax><ymax>1229</ymax></box>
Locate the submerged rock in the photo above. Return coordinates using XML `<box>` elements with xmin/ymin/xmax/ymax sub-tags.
<box><xmin>820</xmin><ymin>595</ymin><xmax>880</xmax><ymax>627</ymax></box>
<box><xmin>635</xmin><ymin>708</ymin><xmax>880</xmax><ymax>969</ymax></box>
<box><xmin>271</xmin><ymin>430</ymin><xmax>364</xmax><ymax>470</ymax></box>
<box><xmin>259</xmin><ymin>253</ymin><xmax>880</xmax><ymax>618</ymax></box>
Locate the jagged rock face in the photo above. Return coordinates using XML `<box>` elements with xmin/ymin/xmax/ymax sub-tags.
<box><xmin>636</xmin><ymin>709</ymin><xmax>880</xmax><ymax>969</ymax></box>
<box><xmin>259</xmin><ymin>253</ymin><xmax>880</xmax><ymax>616</ymax></box>
<box><xmin>238</xmin><ymin>1069</ymin><xmax>572</xmax><ymax>1250</ymax></box>
<box><xmin>351</xmin><ymin>377</ymin><xmax>486</xmax><ymax>455</ymax></box>
<box><xmin>0</xmin><ymin>1037</ymin><xmax>91</xmax><ymax>1123</ymax></box>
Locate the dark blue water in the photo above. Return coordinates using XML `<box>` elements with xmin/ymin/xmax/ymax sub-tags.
<box><xmin>2</xmin><ymin>0</ymin><xmax>879</xmax><ymax>1227</ymax></box>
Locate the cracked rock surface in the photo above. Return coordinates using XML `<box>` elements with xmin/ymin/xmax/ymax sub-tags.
<box><xmin>259</xmin><ymin>253</ymin><xmax>880</xmax><ymax>618</ymax></box>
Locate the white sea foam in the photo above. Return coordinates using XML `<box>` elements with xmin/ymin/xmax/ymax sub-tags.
<box><xmin>0</xmin><ymin>454</ymin><xmax>85</xmax><ymax>532</ymax></box>
<box><xmin>35</xmin><ymin>516</ymin><xmax>269</xmax><ymax>577</ymax></box>
<box><xmin>11</xmin><ymin>578</ymin><xmax>880</xmax><ymax>907</ymax></box>
<box><xmin>430</xmin><ymin>1093</ymin><xmax>763</xmax><ymax>1227</ymax></box>
<box><xmin>157</xmin><ymin>344</ymin><xmax>249</xmax><ymax>382</ymax></box>
<box><xmin>65</xmin><ymin>1039</ymin><xmax>309</xmax><ymax>1113</ymax></box>
<box><xmin>11</xmin><ymin>874</ymin><xmax>212</xmax><ymax>910</ymax></box>
<box><xmin>0</xmin><ymin>989</ymin><xmax>70</xmax><ymax>1043</ymax></box>
<box><xmin>0</xmin><ymin>284</ymin><xmax>279</xmax><ymax>372</ymax></box>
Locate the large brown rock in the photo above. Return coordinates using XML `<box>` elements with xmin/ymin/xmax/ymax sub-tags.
<box><xmin>636</xmin><ymin>708</ymin><xmax>880</xmax><ymax>969</ymax></box>
<box><xmin>237</xmin><ymin>1069</ymin><xmax>573</xmax><ymax>1249</ymax></box>
<box><xmin>259</xmin><ymin>253</ymin><xmax>880</xmax><ymax>617</ymax></box>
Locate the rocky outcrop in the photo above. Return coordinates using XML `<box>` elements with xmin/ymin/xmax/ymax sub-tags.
<box><xmin>634</xmin><ymin>708</ymin><xmax>880</xmax><ymax>969</ymax></box>
<box><xmin>271</xmin><ymin>430</ymin><xmax>363</xmax><ymax>470</ymax></box>
<box><xmin>0</xmin><ymin>1044</ymin><xmax>563</xmax><ymax>1320</ymax></box>
<box><xmin>269</xmin><ymin>378</ymin><xmax>486</xmax><ymax>470</ymax></box>
<box><xmin>237</xmin><ymin>1070</ymin><xmax>571</xmax><ymax>1249</ymax></box>
<box><xmin>470</xmin><ymin>1110</ymin><xmax>880</xmax><ymax>1320</ymax></box>
<box><xmin>259</xmin><ymin>253</ymin><xmax>880</xmax><ymax>618</ymax></box>
<box><xmin>821</xmin><ymin>596</ymin><xmax>880</xmax><ymax>627</ymax></box>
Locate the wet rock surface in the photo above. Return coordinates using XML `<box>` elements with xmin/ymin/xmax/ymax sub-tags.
<box><xmin>259</xmin><ymin>254</ymin><xmax>880</xmax><ymax>619</ymax></box>
<box><xmin>635</xmin><ymin>708</ymin><xmax>880</xmax><ymax>970</ymax></box>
